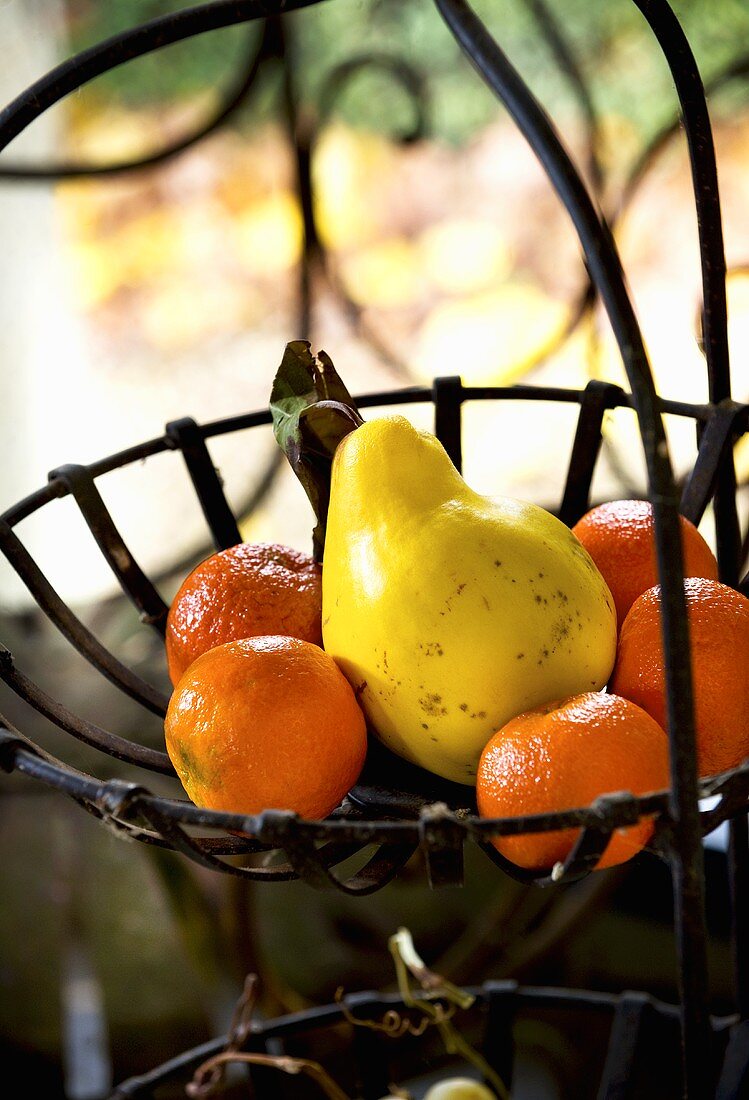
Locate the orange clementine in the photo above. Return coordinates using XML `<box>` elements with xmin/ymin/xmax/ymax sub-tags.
<box><xmin>165</xmin><ymin>541</ymin><xmax>322</xmax><ymax>685</ymax></box>
<box><xmin>164</xmin><ymin>635</ymin><xmax>367</xmax><ymax>818</ymax></box>
<box><xmin>571</xmin><ymin>499</ymin><xmax>718</xmax><ymax>627</ymax></box>
<box><xmin>610</xmin><ymin>577</ymin><xmax>749</xmax><ymax>778</ymax></box>
<box><xmin>476</xmin><ymin>692</ymin><xmax>670</xmax><ymax>871</ymax></box>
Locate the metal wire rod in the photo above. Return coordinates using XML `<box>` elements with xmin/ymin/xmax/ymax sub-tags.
<box><xmin>0</xmin><ymin>0</ymin><xmax>327</xmax><ymax>157</ymax></box>
<box><xmin>0</xmin><ymin>22</ymin><xmax>268</xmax><ymax>179</ymax></box>
<box><xmin>430</xmin><ymin>2</ymin><xmax>711</xmax><ymax>1092</ymax></box>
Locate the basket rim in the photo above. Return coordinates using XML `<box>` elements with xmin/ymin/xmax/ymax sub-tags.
<box><xmin>0</xmin><ymin>381</ymin><xmax>727</xmax><ymax>531</ymax></box>
<box><xmin>106</xmin><ymin>978</ymin><xmax>739</xmax><ymax>1100</ymax></box>
<box><xmin>3</xmin><ymin>724</ymin><xmax>747</xmax><ymax>892</ymax></box>
<box><xmin>2</xmin><ymin>379</ymin><xmax>748</xmax><ymax>892</ymax></box>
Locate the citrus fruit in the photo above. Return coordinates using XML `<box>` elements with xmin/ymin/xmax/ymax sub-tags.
<box><xmin>476</xmin><ymin>691</ymin><xmax>670</xmax><ymax>871</ymax></box>
<box><xmin>164</xmin><ymin>635</ymin><xmax>367</xmax><ymax>818</ymax></box>
<box><xmin>610</xmin><ymin>577</ymin><xmax>749</xmax><ymax>778</ymax></box>
<box><xmin>165</xmin><ymin>541</ymin><xmax>322</xmax><ymax>685</ymax></box>
<box><xmin>571</xmin><ymin>499</ymin><xmax>718</xmax><ymax>626</ymax></box>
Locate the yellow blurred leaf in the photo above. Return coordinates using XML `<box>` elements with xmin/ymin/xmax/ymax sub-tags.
<box><xmin>313</xmin><ymin>125</ymin><xmax>392</xmax><ymax>251</ymax></box>
<box><xmin>68</xmin><ymin>209</ymin><xmax>184</xmax><ymax>306</ymax></box>
<box><xmin>67</xmin><ymin>240</ymin><xmax>126</xmax><ymax>308</ymax></box>
<box><xmin>68</xmin><ymin>107</ymin><xmax>157</xmax><ymax>163</ymax></box>
<box><xmin>596</xmin><ymin>112</ymin><xmax>641</xmax><ymax>174</ymax></box>
<box><xmin>414</xmin><ymin>283</ymin><xmax>568</xmax><ymax>385</ymax></box>
<box><xmin>339</xmin><ymin>237</ymin><xmax>423</xmax><ymax>309</ymax></box>
<box><xmin>734</xmin><ymin>433</ymin><xmax>749</xmax><ymax>484</ymax></box>
<box><xmin>234</xmin><ymin>191</ymin><xmax>303</xmax><ymax>275</ymax></box>
<box><xmin>418</xmin><ymin>218</ymin><xmax>512</xmax><ymax>295</ymax></box>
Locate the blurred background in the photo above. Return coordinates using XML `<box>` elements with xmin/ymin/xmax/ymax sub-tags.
<box><xmin>1</xmin><ymin>0</ymin><xmax>749</xmax><ymax>1096</ymax></box>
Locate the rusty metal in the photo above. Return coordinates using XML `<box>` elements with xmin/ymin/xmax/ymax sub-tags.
<box><xmin>0</xmin><ymin>1</ymin><xmax>748</xmax><ymax>1096</ymax></box>
<box><xmin>106</xmin><ymin>979</ymin><xmax>739</xmax><ymax>1098</ymax></box>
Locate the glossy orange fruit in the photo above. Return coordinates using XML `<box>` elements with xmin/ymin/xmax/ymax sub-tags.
<box><xmin>610</xmin><ymin>577</ymin><xmax>749</xmax><ymax>778</ymax></box>
<box><xmin>571</xmin><ymin>499</ymin><xmax>718</xmax><ymax>627</ymax></box>
<box><xmin>165</xmin><ymin>635</ymin><xmax>368</xmax><ymax>819</ymax></box>
<box><xmin>165</xmin><ymin>541</ymin><xmax>322</xmax><ymax>685</ymax></box>
<box><xmin>476</xmin><ymin>691</ymin><xmax>670</xmax><ymax>871</ymax></box>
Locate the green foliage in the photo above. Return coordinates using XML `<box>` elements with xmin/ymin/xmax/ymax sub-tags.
<box><xmin>66</xmin><ymin>0</ymin><xmax>252</xmax><ymax>108</ymax></box>
<box><xmin>65</xmin><ymin>0</ymin><xmax>749</xmax><ymax>145</ymax></box>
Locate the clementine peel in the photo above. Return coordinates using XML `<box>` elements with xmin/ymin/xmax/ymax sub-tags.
<box><xmin>610</xmin><ymin>577</ymin><xmax>749</xmax><ymax>778</ymax></box>
<box><xmin>165</xmin><ymin>541</ymin><xmax>322</xmax><ymax>685</ymax></box>
<box><xmin>571</xmin><ymin>499</ymin><xmax>718</xmax><ymax>626</ymax></box>
<box><xmin>476</xmin><ymin>691</ymin><xmax>670</xmax><ymax>871</ymax></box>
<box><xmin>164</xmin><ymin>635</ymin><xmax>368</xmax><ymax>819</ymax></box>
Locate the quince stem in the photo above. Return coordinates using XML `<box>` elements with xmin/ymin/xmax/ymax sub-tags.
<box><xmin>270</xmin><ymin>340</ymin><xmax>364</xmax><ymax>561</ymax></box>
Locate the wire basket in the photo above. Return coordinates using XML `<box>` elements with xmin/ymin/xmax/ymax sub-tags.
<box><xmin>1</xmin><ymin>1</ymin><xmax>749</xmax><ymax>1097</ymax></box>
<box><xmin>1</xmin><ymin>378</ymin><xmax>747</xmax><ymax>896</ymax></box>
<box><xmin>105</xmin><ymin>976</ymin><xmax>740</xmax><ymax>1100</ymax></box>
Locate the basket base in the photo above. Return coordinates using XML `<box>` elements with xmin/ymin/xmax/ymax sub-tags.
<box><xmin>348</xmin><ymin>738</ymin><xmax>477</xmax><ymax>818</ymax></box>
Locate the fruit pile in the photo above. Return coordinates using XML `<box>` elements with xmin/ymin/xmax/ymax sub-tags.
<box><xmin>164</xmin><ymin>343</ymin><xmax>749</xmax><ymax>874</ymax></box>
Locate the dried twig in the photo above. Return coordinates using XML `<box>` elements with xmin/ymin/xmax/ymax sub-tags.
<box><xmin>186</xmin><ymin>1050</ymin><xmax>351</xmax><ymax>1100</ymax></box>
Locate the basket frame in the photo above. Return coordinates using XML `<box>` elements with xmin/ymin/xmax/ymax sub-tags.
<box><xmin>0</xmin><ymin>1</ymin><xmax>747</xmax><ymax>1096</ymax></box>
